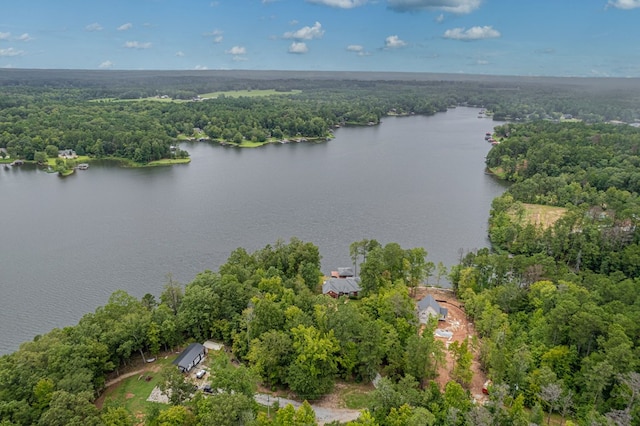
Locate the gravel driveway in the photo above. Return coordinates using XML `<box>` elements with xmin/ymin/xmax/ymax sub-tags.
<box><xmin>254</xmin><ymin>393</ymin><xmax>361</xmax><ymax>425</ymax></box>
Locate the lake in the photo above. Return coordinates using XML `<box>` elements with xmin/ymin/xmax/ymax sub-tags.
<box><xmin>0</xmin><ymin>107</ymin><xmax>506</xmax><ymax>354</ymax></box>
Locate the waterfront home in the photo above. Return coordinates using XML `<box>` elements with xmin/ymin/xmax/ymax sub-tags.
<box><xmin>58</xmin><ymin>149</ymin><xmax>77</xmax><ymax>159</ymax></box>
<box><xmin>173</xmin><ymin>343</ymin><xmax>207</xmax><ymax>373</ymax></box>
<box><xmin>417</xmin><ymin>294</ymin><xmax>448</xmax><ymax>323</ymax></box>
<box><xmin>323</xmin><ymin>277</ymin><xmax>361</xmax><ymax>298</ymax></box>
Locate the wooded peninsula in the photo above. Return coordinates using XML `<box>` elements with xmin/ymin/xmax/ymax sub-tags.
<box><xmin>1</xmin><ymin>70</ymin><xmax>640</xmax><ymax>426</ymax></box>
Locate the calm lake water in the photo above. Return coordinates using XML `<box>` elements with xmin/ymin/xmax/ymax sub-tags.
<box><xmin>0</xmin><ymin>107</ymin><xmax>506</xmax><ymax>354</ymax></box>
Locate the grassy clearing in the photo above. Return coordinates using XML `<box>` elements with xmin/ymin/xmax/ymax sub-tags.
<box><xmin>46</xmin><ymin>155</ymin><xmax>91</xmax><ymax>167</ymax></box>
<box><xmin>486</xmin><ymin>166</ymin><xmax>506</xmax><ymax>179</ymax></box>
<box><xmin>91</xmin><ymin>89</ymin><xmax>301</xmax><ymax>103</ymax></box>
<box><xmin>519</xmin><ymin>203</ymin><xmax>567</xmax><ymax>229</ymax></box>
<box><xmin>90</xmin><ymin>97</ymin><xmax>185</xmax><ymax>103</ymax></box>
<box><xmin>238</xmin><ymin>140</ymin><xmax>269</xmax><ymax>148</ymax></box>
<box><xmin>335</xmin><ymin>382</ymin><xmax>376</xmax><ymax>409</ymax></box>
<box><xmin>147</xmin><ymin>158</ymin><xmax>191</xmax><ymax>166</ymax></box>
<box><xmin>198</xmin><ymin>89</ymin><xmax>301</xmax><ymax>99</ymax></box>
<box><xmin>100</xmin><ymin>356</ymin><xmax>175</xmax><ymax>418</ymax></box>
<box><xmin>105</xmin><ymin>371</ymin><xmax>164</xmax><ymax>415</ymax></box>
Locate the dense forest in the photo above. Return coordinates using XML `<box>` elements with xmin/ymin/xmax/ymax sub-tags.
<box><xmin>2</xmin><ymin>71</ymin><xmax>640</xmax><ymax>425</ymax></box>
<box><xmin>2</xmin><ymin>69</ymin><xmax>640</xmax><ymax>165</ymax></box>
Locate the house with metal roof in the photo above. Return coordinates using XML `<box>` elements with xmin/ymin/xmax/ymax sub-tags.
<box><xmin>172</xmin><ymin>343</ymin><xmax>206</xmax><ymax>373</ymax></box>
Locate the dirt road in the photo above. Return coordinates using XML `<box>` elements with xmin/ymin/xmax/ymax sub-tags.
<box><xmin>254</xmin><ymin>394</ymin><xmax>361</xmax><ymax>425</ymax></box>
<box><xmin>413</xmin><ymin>286</ymin><xmax>488</xmax><ymax>403</ymax></box>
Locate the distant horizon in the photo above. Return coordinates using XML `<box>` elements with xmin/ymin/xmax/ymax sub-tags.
<box><xmin>2</xmin><ymin>67</ymin><xmax>640</xmax><ymax>82</ymax></box>
<box><xmin>2</xmin><ymin>1</ymin><xmax>640</xmax><ymax>77</ymax></box>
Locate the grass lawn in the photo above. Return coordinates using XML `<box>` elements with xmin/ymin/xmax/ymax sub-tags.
<box><xmin>46</xmin><ymin>155</ymin><xmax>91</xmax><ymax>167</ymax></box>
<box><xmin>147</xmin><ymin>158</ymin><xmax>191</xmax><ymax>166</ymax></box>
<box><xmin>238</xmin><ymin>140</ymin><xmax>270</xmax><ymax>148</ymax></box>
<box><xmin>100</xmin><ymin>356</ymin><xmax>175</xmax><ymax>418</ymax></box>
<box><xmin>335</xmin><ymin>382</ymin><xmax>376</xmax><ymax>409</ymax></box>
<box><xmin>105</xmin><ymin>371</ymin><xmax>165</xmax><ymax>416</ymax></box>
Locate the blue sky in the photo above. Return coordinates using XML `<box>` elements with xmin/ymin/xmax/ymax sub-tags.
<box><xmin>1</xmin><ymin>0</ymin><xmax>639</xmax><ymax>77</ymax></box>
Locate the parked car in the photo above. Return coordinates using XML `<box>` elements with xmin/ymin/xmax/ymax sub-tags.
<box><xmin>195</xmin><ymin>369</ymin><xmax>206</xmax><ymax>379</ymax></box>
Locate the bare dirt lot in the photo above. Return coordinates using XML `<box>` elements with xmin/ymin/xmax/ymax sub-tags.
<box><xmin>413</xmin><ymin>286</ymin><xmax>488</xmax><ymax>403</ymax></box>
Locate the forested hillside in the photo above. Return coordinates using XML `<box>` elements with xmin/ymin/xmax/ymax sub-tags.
<box><xmin>446</xmin><ymin>121</ymin><xmax>640</xmax><ymax>425</ymax></box>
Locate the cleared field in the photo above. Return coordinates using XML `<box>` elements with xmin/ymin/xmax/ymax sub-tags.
<box><xmin>198</xmin><ymin>89</ymin><xmax>301</xmax><ymax>99</ymax></box>
<box><xmin>91</xmin><ymin>89</ymin><xmax>301</xmax><ymax>103</ymax></box>
<box><xmin>520</xmin><ymin>203</ymin><xmax>567</xmax><ymax>229</ymax></box>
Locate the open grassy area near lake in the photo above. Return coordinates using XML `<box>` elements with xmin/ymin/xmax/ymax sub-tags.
<box><xmin>103</xmin><ymin>371</ymin><xmax>164</xmax><ymax>416</ymax></box>
<box><xmin>99</xmin><ymin>356</ymin><xmax>175</xmax><ymax>418</ymax></box>
<box><xmin>518</xmin><ymin>203</ymin><xmax>567</xmax><ymax>229</ymax></box>
<box><xmin>147</xmin><ymin>158</ymin><xmax>191</xmax><ymax>166</ymax></box>
<box><xmin>46</xmin><ymin>155</ymin><xmax>91</xmax><ymax>167</ymax></box>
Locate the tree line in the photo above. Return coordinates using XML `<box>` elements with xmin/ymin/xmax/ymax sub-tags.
<box><xmin>439</xmin><ymin>120</ymin><xmax>640</xmax><ymax>425</ymax></box>
<box><xmin>3</xmin><ymin>72</ymin><xmax>640</xmax><ymax>165</ymax></box>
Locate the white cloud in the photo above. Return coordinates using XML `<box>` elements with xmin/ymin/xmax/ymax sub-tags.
<box><xmin>232</xmin><ymin>56</ymin><xmax>248</xmax><ymax>62</ymax></box>
<box><xmin>388</xmin><ymin>0</ymin><xmax>481</xmax><ymax>14</ymax></box>
<box><xmin>306</xmin><ymin>0</ymin><xmax>367</xmax><ymax>8</ymax></box>
<box><xmin>435</xmin><ymin>13</ymin><xmax>445</xmax><ymax>23</ymax></box>
<box><xmin>606</xmin><ymin>0</ymin><xmax>640</xmax><ymax>9</ymax></box>
<box><xmin>385</xmin><ymin>35</ymin><xmax>407</xmax><ymax>48</ymax></box>
<box><xmin>16</xmin><ymin>33</ymin><xmax>33</xmax><ymax>41</ymax></box>
<box><xmin>204</xmin><ymin>30</ymin><xmax>224</xmax><ymax>43</ymax></box>
<box><xmin>346</xmin><ymin>44</ymin><xmax>371</xmax><ymax>56</ymax></box>
<box><xmin>117</xmin><ymin>23</ymin><xmax>133</xmax><ymax>31</ymax></box>
<box><xmin>226</xmin><ymin>46</ymin><xmax>246</xmax><ymax>55</ymax></box>
<box><xmin>195</xmin><ymin>65</ymin><xmax>208</xmax><ymax>70</ymax></box>
<box><xmin>0</xmin><ymin>32</ymin><xmax>11</xmax><ymax>40</ymax></box>
<box><xmin>0</xmin><ymin>48</ymin><xmax>24</xmax><ymax>57</ymax></box>
<box><xmin>85</xmin><ymin>22</ymin><xmax>103</xmax><ymax>32</ymax></box>
<box><xmin>475</xmin><ymin>59</ymin><xmax>489</xmax><ymax>65</ymax></box>
<box><xmin>124</xmin><ymin>41</ymin><xmax>152</xmax><ymax>49</ymax></box>
<box><xmin>99</xmin><ymin>60</ymin><xmax>113</xmax><ymax>68</ymax></box>
<box><xmin>443</xmin><ymin>26</ymin><xmax>500</xmax><ymax>40</ymax></box>
<box><xmin>288</xmin><ymin>41</ymin><xmax>309</xmax><ymax>54</ymax></box>
<box><xmin>283</xmin><ymin>21</ymin><xmax>324</xmax><ymax>40</ymax></box>
<box><xmin>176</xmin><ymin>51</ymin><xmax>185</xmax><ymax>57</ymax></box>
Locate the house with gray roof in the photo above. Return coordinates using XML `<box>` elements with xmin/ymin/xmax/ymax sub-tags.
<box><xmin>417</xmin><ymin>294</ymin><xmax>448</xmax><ymax>323</ymax></box>
<box><xmin>322</xmin><ymin>277</ymin><xmax>361</xmax><ymax>298</ymax></box>
<box><xmin>173</xmin><ymin>343</ymin><xmax>206</xmax><ymax>373</ymax></box>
